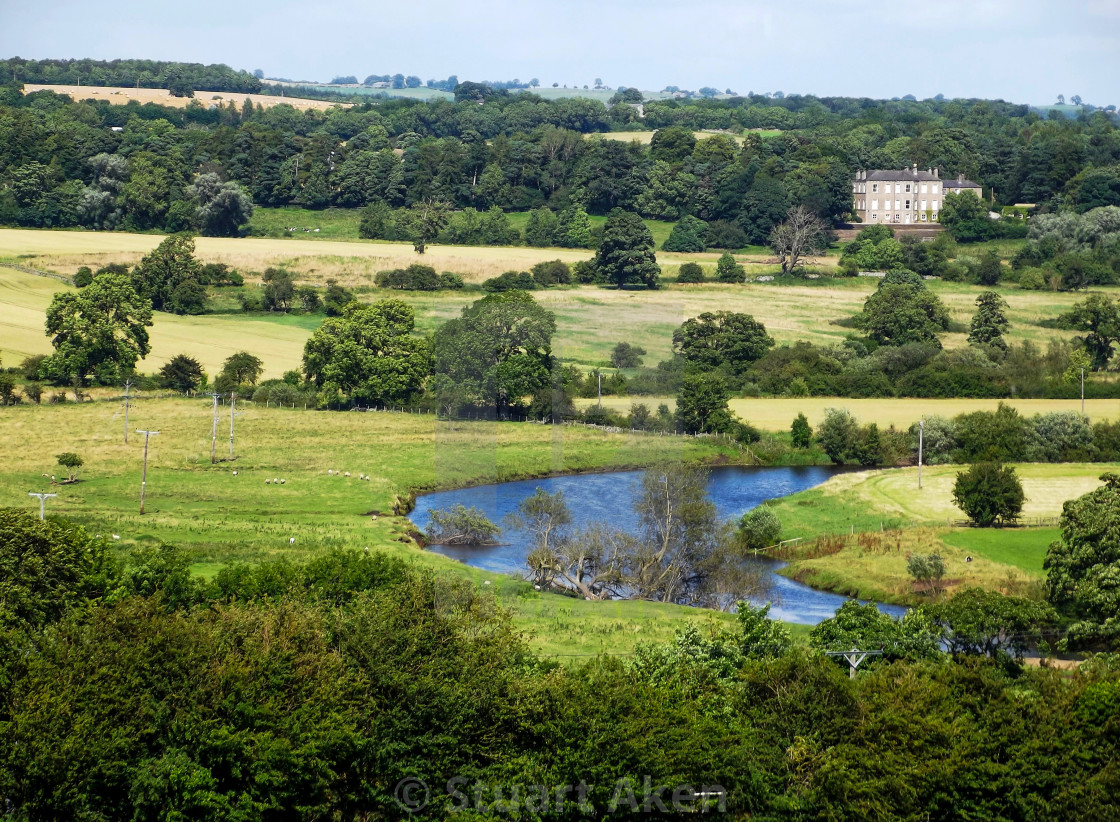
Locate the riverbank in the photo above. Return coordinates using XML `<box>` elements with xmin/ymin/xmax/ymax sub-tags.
<box><xmin>764</xmin><ymin>463</ymin><xmax>1098</xmax><ymax>606</ymax></box>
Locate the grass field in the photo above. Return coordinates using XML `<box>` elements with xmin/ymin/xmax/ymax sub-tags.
<box><xmin>761</xmin><ymin>462</ymin><xmax>1097</xmax><ymax>604</ymax></box>
<box><xmin>23</xmin><ymin>84</ymin><xmax>347</xmax><ymax>111</ymax></box>
<box><xmin>767</xmin><ymin>463</ymin><xmax>1108</xmax><ymax>539</ymax></box>
<box><xmin>595</xmin><ymin>130</ymin><xmax>781</xmax><ymax>145</ymax></box>
<box><xmin>0</xmin><ymin>397</ymin><xmax>749</xmax><ymax>656</ymax></box>
<box><xmin>0</xmin><ymin>268</ymin><xmax>310</xmax><ymax>379</ymax></box>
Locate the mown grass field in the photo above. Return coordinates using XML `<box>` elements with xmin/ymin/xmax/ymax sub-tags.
<box><xmin>0</xmin><ymin>268</ymin><xmax>309</xmax><ymax>379</ymax></box>
<box><xmin>757</xmin><ymin>463</ymin><xmax>1101</xmax><ymax>604</ymax></box>
<box><xmin>23</xmin><ymin>84</ymin><xmax>347</xmax><ymax>111</ymax></box>
<box><xmin>768</xmin><ymin>463</ymin><xmax>1107</xmax><ymax>537</ymax></box>
<box><xmin>0</xmin><ymin>397</ymin><xmax>748</xmax><ymax>656</ymax></box>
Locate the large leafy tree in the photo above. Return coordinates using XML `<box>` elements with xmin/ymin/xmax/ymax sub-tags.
<box><xmin>188</xmin><ymin>172</ymin><xmax>253</xmax><ymax>237</ymax></box>
<box><xmin>42</xmin><ymin>272</ymin><xmax>152</xmax><ymax>386</ymax></box>
<box><xmin>431</xmin><ymin>291</ymin><xmax>556</xmax><ymax>416</ymax></box>
<box><xmin>130</xmin><ymin>232</ymin><xmax>205</xmax><ymax>314</ymax></box>
<box><xmin>859</xmin><ymin>278</ymin><xmax>950</xmax><ymax>347</ymax></box>
<box><xmin>1059</xmin><ymin>292</ymin><xmax>1120</xmax><ymax>370</ymax></box>
<box><xmin>593</xmin><ymin>208</ymin><xmax>660</xmax><ymax>290</ymax></box>
<box><xmin>672</xmin><ymin>311</ymin><xmax>774</xmax><ymax>374</ymax></box>
<box><xmin>302</xmin><ymin>300</ymin><xmax>430</xmax><ymax>406</ymax></box>
<box><xmin>1045</xmin><ymin>472</ymin><xmax>1120</xmax><ymax>645</ymax></box>
<box><xmin>158</xmin><ymin>354</ymin><xmax>205</xmax><ymax>393</ymax></box>
<box><xmin>676</xmin><ymin>373</ymin><xmax>734</xmax><ymax>434</ymax></box>
<box><xmin>952</xmin><ymin>461</ymin><xmax>1025</xmax><ymax>526</ymax></box>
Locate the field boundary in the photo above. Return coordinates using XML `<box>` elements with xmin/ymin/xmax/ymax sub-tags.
<box><xmin>0</xmin><ymin>261</ymin><xmax>71</xmax><ymax>284</ymax></box>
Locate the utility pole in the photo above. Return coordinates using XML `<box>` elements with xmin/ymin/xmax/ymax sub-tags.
<box><xmin>207</xmin><ymin>393</ymin><xmax>223</xmax><ymax>463</ymax></box>
<box><xmin>597</xmin><ymin>372</ymin><xmax>602</xmax><ymax>410</ymax></box>
<box><xmin>137</xmin><ymin>429</ymin><xmax>160</xmax><ymax>514</ymax></box>
<box><xmin>228</xmin><ymin>391</ymin><xmax>237</xmax><ymax>460</ymax></box>
<box><xmin>123</xmin><ymin>380</ymin><xmax>132</xmax><ymax>443</ymax></box>
<box><xmin>28</xmin><ymin>491</ymin><xmax>57</xmax><ymax>521</ymax></box>
<box><xmin>918</xmin><ymin>419</ymin><xmax>924</xmax><ymax>489</ymax></box>
<box><xmin>824</xmin><ymin>647</ymin><xmax>883</xmax><ymax>679</ymax></box>
<box><xmin>1081</xmin><ymin>367</ymin><xmax>1085</xmax><ymax>416</ymax></box>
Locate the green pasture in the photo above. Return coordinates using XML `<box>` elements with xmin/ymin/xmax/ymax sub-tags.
<box><xmin>0</xmin><ymin>398</ymin><xmax>745</xmax><ymax>656</ymax></box>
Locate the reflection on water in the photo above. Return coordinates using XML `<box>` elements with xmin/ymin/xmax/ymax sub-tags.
<box><xmin>410</xmin><ymin>466</ymin><xmax>908</xmax><ymax>625</ymax></box>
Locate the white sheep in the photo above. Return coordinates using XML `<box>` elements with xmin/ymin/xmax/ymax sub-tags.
<box><xmin>327</xmin><ymin>469</ymin><xmax>334</xmax><ymax>475</ymax></box>
<box><xmin>265</xmin><ymin>478</ymin><xmax>271</xmax><ymax>484</ymax></box>
<box><xmin>279</xmin><ymin>479</ymin><xmax>286</xmax><ymax>485</ymax></box>
<box><xmin>289</xmin><ymin>537</ymin><xmax>295</xmax><ymax>545</ymax></box>
<box><xmin>344</xmin><ymin>471</ymin><xmax>351</xmax><ymax>477</ymax></box>
<box><xmin>273</xmin><ymin>478</ymin><xmax>279</xmax><ymax>484</ymax></box>
<box><xmin>232</xmin><ymin>470</ymin><xmax>238</xmax><ymax>476</ymax></box>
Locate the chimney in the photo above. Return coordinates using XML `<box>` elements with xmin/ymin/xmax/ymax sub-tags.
<box><xmin>934</xmin><ymin>168</ymin><xmax>939</xmax><ymax>178</ymax></box>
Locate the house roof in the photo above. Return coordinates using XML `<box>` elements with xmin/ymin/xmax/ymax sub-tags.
<box><xmin>864</xmin><ymin>168</ymin><xmax>940</xmax><ymax>182</ymax></box>
<box><xmin>859</xmin><ymin>167</ymin><xmax>981</xmax><ymax>189</ymax></box>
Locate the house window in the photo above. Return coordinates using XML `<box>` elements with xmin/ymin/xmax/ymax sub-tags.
<box><xmin>921</xmin><ymin>183</ymin><xmax>928</xmax><ymax>194</ymax></box>
<box><xmin>872</xmin><ymin>183</ymin><xmax>878</xmax><ymax>193</ymax></box>
<box><xmin>921</xmin><ymin>212</ymin><xmax>927</xmax><ymax>221</ymax></box>
<box><xmin>895</xmin><ymin>200</ymin><xmax>901</xmax><ymax>209</ymax></box>
<box><xmin>871</xmin><ymin>199</ymin><xmax>878</xmax><ymax>210</ymax></box>
<box><xmin>871</xmin><ymin>213</ymin><xmax>877</xmax><ymax>220</ymax></box>
<box><xmin>905</xmin><ymin>200</ymin><xmax>911</xmax><ymax>210</ymax></box>
<box><xmin>905</xmin><ymin>184</ymin><xmax>911</xmax><ymax>192</ymax></box>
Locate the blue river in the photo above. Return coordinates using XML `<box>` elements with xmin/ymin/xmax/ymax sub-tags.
<box><xmin>410</xmin><ymin>465</ymin><xmax>908</xmax><ymax>625</ymax></box>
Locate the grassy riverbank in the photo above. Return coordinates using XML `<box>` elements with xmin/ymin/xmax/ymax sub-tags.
<box><xmin>765</xmin><ymin>463</ymin><xmax>1099</xmax><ymax>606</ymax></box>
<box><xmin>1</xmin><ymin>396</ymin><xmax>753</xmax><ymax>656</ymax></box>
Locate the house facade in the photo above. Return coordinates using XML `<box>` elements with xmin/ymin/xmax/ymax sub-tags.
<box><xmin>852</xmin><ymin>165</ymin><xmax>982</xmax><ymax>225</ymax></box>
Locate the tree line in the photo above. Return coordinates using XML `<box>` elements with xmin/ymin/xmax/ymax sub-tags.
<box><xmin>2</xmin><ymin>81</ymin><xmax>1119</xmax><ymax>238</ymax></box>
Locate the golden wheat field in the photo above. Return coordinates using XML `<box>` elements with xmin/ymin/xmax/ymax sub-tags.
<box><xmin>22</xmin><ymin>84</ymin><xmax>346</xmax><ymax>111</ymax></box>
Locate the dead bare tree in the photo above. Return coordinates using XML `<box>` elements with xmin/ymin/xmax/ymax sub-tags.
<box><xmin>770</xmin><ymin>206</ymin><xmax>828</xmax><ymax>275</ymax></box>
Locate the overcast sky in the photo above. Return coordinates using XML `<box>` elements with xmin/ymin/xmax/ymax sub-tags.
<box><xmin>1</xmin><ymin>0</ymin><xmax>1117</xmax><ymax>105</ymax></box>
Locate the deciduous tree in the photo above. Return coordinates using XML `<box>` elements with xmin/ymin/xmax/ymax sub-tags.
<box><xmin>593</xmin><ymin>208</ymin><xmax>660</xmax><ymax>290</ymax></box>
<box><xmin>769</xmin><ymin>206</ymin><xmax>827</xmax><ymax>275</ymax></box>
<box><xmin>302</xmin><ymin>300</ymin><xmax>430</xmax><ymax>407</ymax></box>
<box><xmin>42</xmin><ymin>272</ymin><xmax>152</xmax><ymax>386</ymax></box>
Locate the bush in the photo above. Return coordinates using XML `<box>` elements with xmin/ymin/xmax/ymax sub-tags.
<box><xmin>737</xmin><ymin>507</ymin><xmax>781</xmax><ymax>552</ymax></box>
<box><xmin>376</xmin><ymin>263</ymin><xmax>441</xmax><ymax>291</ymax></box>
<box><xmin>909</xmin><ymin>415</ymin><xmax>957</xmax><ymax>465</ymax></box>
<box><xmin>705</xmin><ymin>220</ymin><xmax>747</xmax><ymax>249</ymax></box>
<box><xmin>56</xmin><ymin>452</ymin><xmax>83</xmax><ymax>482</ymax></box>
<box><xmin>715</xmin><ymin>251</ymin><xmax>746</xmax><ymax>283</ymax></box>
<box><xmin>0</xmin><ymin>374</ymin><xmax>18</xmax><ymax>406</ymax></box>
<box><xmin>817</xmin><ymin>408</ymin><xmax>860</xmax><ymax>463</ymax></box>
<box><xmin>610</xmin><ymin>342</ymin><xmax>646</xmax><ymax>369</ymax></box>
<box><xmin>439</xmin><ymin>272</ymin><xmax>464</xmax><ymax>289</ymax></box>
<box><xmin>73</xmin><ymin>266</ymin><xmax>93</xmax><ymax>288</ymax></box>
<box><xmin>952</xmin><ymin>461</ymin><xmax>1025</xmax><ymax>526</ymax></box>
<box><xmin>790</xmin><ymin>413</ymin><xmax>812</xmax><ymax>448</ymax></box>
<box><xmin>1018</xmin><ymin>267</ymin><xmax>1046</xmax><ymax>290</ymax></box>
<box><xmin>676</xmin><ymin>262</ymin><xmax>705</xmax><ymax>283</ymax></box>
<box><xmin>482</xmin><ymin>270</ymin><xmax>537</xmax><ymax>292</ymax></box>
<box><xmin>20</xmin><ymin>355</ymin><xmax>46</xmax><ymax>381</ymax></box>
<box><xmin>530</xmin><ymin>260</ymin><xmax>571</xmax><ymax>286</ymax></box>
<box><xmin>23</xmin><ymin>382</ymin><xmax>42</xmax><ymax>404</ymax></box>
<box><xmin>907</xmin><ymin>553</ymin><xmax>947</xmax><ymax>595</ymax></box>
<box><xmin>662</xmin><ymin>215</ymin><xmax>708</xmax><ymax>252</ymax></box>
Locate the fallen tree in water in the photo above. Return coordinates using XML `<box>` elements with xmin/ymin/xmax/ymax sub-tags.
<box><xmin>425</xmin><ymin>504</ymin><xmax>501</xmax><ymax>546</ymax></box>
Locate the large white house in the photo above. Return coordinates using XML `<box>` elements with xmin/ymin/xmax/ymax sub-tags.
<box><xmin>852</xmin><ymin>165</ymin><xmax>982</xmax><ymax>225</ymax></box>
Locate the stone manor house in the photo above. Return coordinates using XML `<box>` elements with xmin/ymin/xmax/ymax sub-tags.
<box><xmin>852</xmin><ymin>165</ymin><xmax>982</xmax><ymax>225</ymax></box>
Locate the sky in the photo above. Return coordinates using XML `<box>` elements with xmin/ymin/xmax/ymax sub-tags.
<box><xmin>1</xmin><ymin>0</ymin><xmax>1118</xmax><ymax>105</ymax></box>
